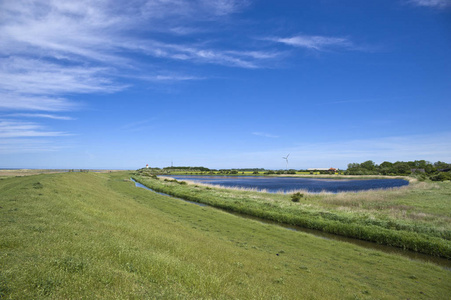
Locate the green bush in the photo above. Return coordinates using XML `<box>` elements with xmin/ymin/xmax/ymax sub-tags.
<box><xmin>430</xmin><ymin>172</ymin><xmax>451</xmax><ymax>181</ymax></box>
<box><xmin>291</xmin><ymin>192</ymin><xmax>304</xmax><ymax>202</ymax></box>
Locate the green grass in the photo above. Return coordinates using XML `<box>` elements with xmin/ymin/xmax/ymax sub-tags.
<box><xmin>1</xmin><ymin>172</ymin><xmax>450</xmax><ymax>299</ymax></box>
<box><xmin>133</xmin><ymin>175</ymin><xmax>451</xmax><ymax>258</ymax></box>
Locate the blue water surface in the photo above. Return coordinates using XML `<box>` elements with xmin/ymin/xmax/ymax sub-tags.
<box><xmin>169</xmin><ymin>175</ymin><xmax>409</xmax><ymax>193</ymax></box>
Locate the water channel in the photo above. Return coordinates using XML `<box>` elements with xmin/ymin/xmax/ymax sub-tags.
<box><xmin>131</xmin><ymin>178</ymin><xmax>451</xmax><ymax>270</ymax></box>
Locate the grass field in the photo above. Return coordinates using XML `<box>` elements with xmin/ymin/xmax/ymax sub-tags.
<box><xmin>1</xmin><ymin>171</ymin><xmax>450</xmax><ymax>299</ymax></box>
<box><xmin>133</xmin><ymin>173</ymin><xmax>451</xmax><ymax>258</ymax></box>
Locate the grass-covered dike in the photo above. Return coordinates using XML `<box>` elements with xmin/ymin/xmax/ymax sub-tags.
<box><xmin>1</xmin><ymin>171</ymin><xmax>450</xmax><ymax>299</ymax></box>
<box><xmin>132</xmin><ymin>172</ymin><xmax>451</xmax><ymax>259</ymax></box>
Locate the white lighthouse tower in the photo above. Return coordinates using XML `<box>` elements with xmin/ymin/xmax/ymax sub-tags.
<box><xmin>146</xmin><ymin>164</ymin><xmax>149</xmax><ymax>169</ymax></box>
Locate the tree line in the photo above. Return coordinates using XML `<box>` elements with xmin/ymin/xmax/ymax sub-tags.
<box><xmin>345</xmin><ymin>160</ymin><xmax>451</xmax><ymax>181</ymax></box>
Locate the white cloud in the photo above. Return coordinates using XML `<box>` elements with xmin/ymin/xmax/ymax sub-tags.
<box><xmin>0</xmin><ymin>0</ymin><xmax>262</xmax><ymax>70</ymax></box>
<box><xmin>0</xmin><ymin>57</ymin><xmax>124</xmax><ymax>96</ymax></box>
<box><xmin>0</xmin><ymin>120</ymin><xmax>70</xmax><ymax>138</ymax></box>
<box><xmin>0</xmin><ymin>0</ymin><xmax>276</xmax><ymax>115</ymax></box>
<box><xmin>5</xmin><ymin>114</ymin><xmax>74</xmax><ymax>121</ymax></box>
<box><xmin>0</xmin><ymin>0</ymin><xmax>270</xmax><ymax>155</ymax></box>
<box><xmin>269</xmin><ymin>35</ymin><xmax>352</xmax><ymax>51</ymax></box>
<box><xmin>409</xmin><ymin>0</ymin><xmax>451</xmax><ymax>8</ymax></box>
<box><xmin>124</xmin><ymin>40</ymin><xmax>277</xmax><ymax>68</ymax></box>
<box><xmin>0</xmin><ymin>94</ymin><xmax>77</xmax><ymax>112</ymax></box>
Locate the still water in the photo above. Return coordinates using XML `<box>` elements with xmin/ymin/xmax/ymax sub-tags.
<box><xmin>169</xmin><ymin>175</ymin><xmax>409</xmax><ymax>193</ymax></box>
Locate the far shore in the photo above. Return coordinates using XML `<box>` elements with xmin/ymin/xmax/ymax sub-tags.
<box><xmin>0</xmin><ymin>169</ymin><xmax>126</xmax><ymax>177</ymax></box>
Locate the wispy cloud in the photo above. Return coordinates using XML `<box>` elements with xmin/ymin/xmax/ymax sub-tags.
<box><xmin>0</xmin><ymin>0</ymin><xmax>276</xmax><ymax>114</ymax></box>
<box><xmin>5</xmin><ymin>114</ymin><xmax>75</xmax><ymax>121</ymax></box>
<box><xmin>0</xmin><ymin>138</ymin><xmax>66</xmax><ymax>154</ymax></box>
<box><xmin>126</xmin><ymin>40</ymin><xmax>278</xmax><ymax>69</ymax></box>
<box><xmin>0</xmin><ymin>0</ymin><xmax>268</xmax><ymax>154</ymax></box>
<box><xmin>252</xmin><ymin>132</ymin><xmax>279</xmax><ymax>138</ymax></box>
<box><xmin>269</xmin><ymin>35</ymin><xmax>352</xmax><ymax>51</ymax></box>
<box><xmin>0</xmin><ymin>57</ymin><xmax>124</xmax><ymax>96</ymax></box>
<box><xmin>0</xmin><ymin>94</ymin><xmax>77</xmax><ymax>112</ymax></box>
<box><xmin>0</xmin><ymin>120</ymin><xmax>70</xmax><ymax>138</ymax></box>
<box><xmin>408</xmin><ymin>0</ymin><xmax>451</xmax><ymax>8</ymax></box>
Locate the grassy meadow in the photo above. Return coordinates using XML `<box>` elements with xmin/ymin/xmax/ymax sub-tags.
<box><xmin>1</xmin><ymin>171</ymin><xmax>450</xmax><ymax>299</ymax></box>
<box><xmin>133</xmin><ymin>173</ymin><xmax>451</xmax><ymax>258</ymax></box>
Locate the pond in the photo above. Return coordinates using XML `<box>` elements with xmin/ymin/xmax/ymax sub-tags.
<box><xmin>168</xmin><ymin>175</ymin><xmax>409</xmax><ymax>193</ymax></box>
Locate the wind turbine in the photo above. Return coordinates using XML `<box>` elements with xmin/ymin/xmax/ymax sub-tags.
<box><xmin>282</xmin><ymin>153</ymin><xmax>290</xmax><ymax>171</ymax></box>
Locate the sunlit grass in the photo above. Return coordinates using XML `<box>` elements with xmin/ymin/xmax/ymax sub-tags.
<box><xmin>1</xmin><ymin>172</ymin><xmax>451</xmax><ymax>299</ymax></box>
<box><xmin>134</xmin><ymin>174</ymin><xmax>451</xmax><ymax>257</ymax></box>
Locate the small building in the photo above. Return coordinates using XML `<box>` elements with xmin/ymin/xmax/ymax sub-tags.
<box><xmin>146</xmin><ymin>164</ymin><xmax>149</xmax><ymax>168</ymax></box>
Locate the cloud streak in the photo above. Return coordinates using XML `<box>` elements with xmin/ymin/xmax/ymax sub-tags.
<box><xmin>0</xmin><ymin>0</ymin><xmax>278</xmax><ymax>114</ymax></box>
<box><xmin>408</xmin><ymin>0</ymin><xmax>451</xmax><ymax>8</ymax></box>
<box><xmin>0</xmin><ymin>0</ymin><xmax>267</xmax><ymax>154</ymax></box>
<box><xmin>269</xmin><ymin>35</ymin><xmax>352</xmax><ymax>51</ymax></box>
<box><xmin>5</xmin><ymin>114</ymin><xmax>75</xmax><ymax>121</ymax></box>
<box><xmin>0</xmin><ymin>120</ymin><xmax>70</xmax><ymax>138</ymax></box>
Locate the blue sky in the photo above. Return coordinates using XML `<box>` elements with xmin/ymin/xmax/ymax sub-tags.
<box><xmin>1</xmin><ymin>0</ymin><xmax>450</xmax><ymax>170</ymax></box>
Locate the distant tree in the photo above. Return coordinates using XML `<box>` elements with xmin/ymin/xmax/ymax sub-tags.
<box><xmin>360</xmin><ymin>160</ymin><xmax>376</xmax><ymax>171</ymax></box>
<box><xmin>379</xmin><ymin>161</ymin><xmax>393</xmax><ymax>169</ymax></box>
<box><xmin>434</xmin><ymin>161</ymin><xmax>451</xmax><ymax>170</ymax></box>
<box><xmin>393</xmin><ymin>162</ymin><xmax>411</xmax><ymax>175</ymax></box>
<box><xmin>378</xmin><ymin>161</ymin><xmax>394</xmax><ymax>175</ymax></box>
<box><xmin>347</xmin><ymin>163</ymin><xmax>360</xmax><ymax>170</ymax></box>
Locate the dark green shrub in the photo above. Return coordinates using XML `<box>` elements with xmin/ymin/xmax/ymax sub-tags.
<box><xmin>33</xmin><ymin>182</ymin><xmax>43</xmax><ymax>189</ymax></box>
<box><xmin>291</xmin><ymin>192</ymin><xmax>304</xmax><ymax>202</ymax></box>
<box><xmin>430</xmin><ymin>172</ymin><xmax>451</xmax><ymax>181</ymax></box>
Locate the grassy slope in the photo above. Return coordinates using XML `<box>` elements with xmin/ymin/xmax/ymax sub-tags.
<box><xmin>132</xmin><ymin>175</ymin><xmax>451</xmax><ymax>258</ymax></box>
<box><xmin>0</xmin><ymin>172</ymin><xmax>450</xmax><ymax>299</ymax></box>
